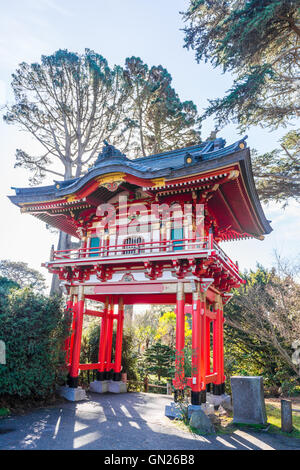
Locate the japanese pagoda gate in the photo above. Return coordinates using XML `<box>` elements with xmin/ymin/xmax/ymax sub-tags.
<box><xmin>9</xmin><ymin>137</ymin><xmax>272</xmax><ymax>405</ymax></box>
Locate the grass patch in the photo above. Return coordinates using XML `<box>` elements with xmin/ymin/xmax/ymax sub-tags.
<box><xmin>266</xmin><ymin>403</ymin><xmax>300</xmax><ymax>439</ymax></box>
<box><xmin>170</xmin><ymin>402</ymin><xmax>300</xmax><ymax>439</ymax></box>
<box><xmin>0</xmin><ymin>408</ymin><xmax>10</xmax><ymax>418</ymax></box>
<box><xmin>215</xmin><ymin>404</ymin><xmax>300</xmax><ymax>437</ymax></box>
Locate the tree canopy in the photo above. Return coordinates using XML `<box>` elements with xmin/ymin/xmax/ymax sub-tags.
<box><xmin>4</xmin><ymin>49</ymin><xmax>201</xmax><ymax>184</ymax></box>
<box><xmin>252</xmin><ymin>129</ymin><xmax>300</xmax><ymax>204</ymax></box>
<box><xmin>124</xmin><ymin>57</ymin><xmax>200</xmax><ymax>155</ymax></box>
<box><xmin>182</xmin><ymin>0</ymin><xmax>300</xmax><ymax>129</ymax></box>
<box><xmin>0</xmin><ymin>260</ymin><xmax>46</xmax><ymax>291</ymax></box>
<box><xmin>182</xmin><ymin>1</ymin><xmax>300</xmax><ymax>204</ymax></box>
<box><xmin>224</xmin><ymin>263</ymin><xmax>300</xmax><ymax>383</ymax></box>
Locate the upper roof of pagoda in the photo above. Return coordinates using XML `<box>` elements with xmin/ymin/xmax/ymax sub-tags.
<box><xmin>8</xmin><ymin>137</ymin><xmax>272</xmax><ymax>240</ymax></box>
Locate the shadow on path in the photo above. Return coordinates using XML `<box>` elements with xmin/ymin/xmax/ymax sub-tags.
<box><xmin>0</xmin><ymin>392</ymin><xmax>299</xmax><ymax>450</ymax></box>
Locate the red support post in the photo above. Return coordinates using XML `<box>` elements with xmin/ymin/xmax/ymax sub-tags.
<box><xmin>220</xmin><ymin>301</ymin><xmax>225</xmax><ymax>386</ymax></box>
<box><xmin>114</xmin><ymin>296</ymin><xmax>124</xmax><ymax>380</ymax></box>
<box><xmin>212</xmin><ymin>295</ymin><xmax>225</xmax><ymax>394</ymax></box>
<box><xmin>191</xmin><ymin>283</ymin><xmax>207</xmax><ymax>405</ymax></box>
<box><xmin>205</xmin><ymin>317</ymin><xmax>211</xmax><ymax>378</ymax></box>
<box><xmin>64</xmin><ymin>294</ymin><xmax>74</xmax><ymax>365</ymax></box>
<box><xmin>173</xmin><ymin>282</ymin><xmax>185</xmax><ymax>400</ymax></box>
<box><xmin>105</xmin><ymin>296</ymin><xmax>114</xmax><ymax>374</ymax></box>
<box><xmin>97</xmin><ymin>296</ymin><xmax>109</xmax><ymax>379</ymax></box>
<box><xmin>68</xmin><ymin>286</ymin><xmax>85</xmax><ymax>388</ymax></box>
<box><xmin>68</xmin><ymin>297</ymin><xmax>77</xmax><ymax>369</ymax></box>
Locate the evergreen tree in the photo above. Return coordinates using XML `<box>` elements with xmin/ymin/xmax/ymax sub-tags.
<box><xmin>0</xmin><ymin>260</ymin><xmax>46</xmax><ymax>291</ymax></box>
<box><xmin>252</xmin><ymin>129</ymin><xmax>300</xmax><ymax>204</ymax></box>
<box><xmin>4</xmin><ymin>49</ymin><xmax>130</xmax><ymax>184</ymax></box>
<box><xmin>4</xmin><ymin>49</ymin><xmax>201</xmax><ymax>292</ymax></box>
<box><xmin>182</xmin><ymin>1</ymin><xmax>300</xmax><ymax>203</ymax></box>
<box><xmin>124</xmin><ymin>57</ymin><xmax>201</xmax><ymax>156</ymax></box>
<box><xmin>183</xmin><ymin>0</ymin><xmax>299</xmax><ymax>129</ymax></box>
<box><xmin>144</xmin><ymin>342</ymin><xmax>173</xmax><ymax>381</ymax></box>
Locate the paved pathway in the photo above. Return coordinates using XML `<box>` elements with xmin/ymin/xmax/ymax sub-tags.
<box><xmin>0</xmin><ymin>392</ymin><xmax>299</xmax><ymax>450</ymax></box>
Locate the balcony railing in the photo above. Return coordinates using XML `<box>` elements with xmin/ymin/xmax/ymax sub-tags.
<box><xmin>53</xmin><ymin>237</ymin><xmax>211</xmax><ymax>260</ymax></box>
<box><xmin>50</xmin><ymin>235</ymin><xmax>241</xmax><ymax>278</ymax></box>
<box><xmin>213</xmin><ymin>241</ymin><xmax>239</xmax><ymax>276</ymax></box>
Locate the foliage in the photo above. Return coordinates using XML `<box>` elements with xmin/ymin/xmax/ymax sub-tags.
<box><xmin>133</xmin><ymin>308</ymin><xmax>160</xmax><ymax>353</ymax></box>
<box><xmin>251</xmin><ymin>129</ymin><xmax>300</xmax><ymax>204</ymax></box>
<box><xmin>182</xmin><ymin>0</ymin><xmax>300</xmax><ymax>129</ymax></box>
<box><xmin>121</xmin><ymin>328</ymin><xmax>140</xmax><ymax>381</ymax></box>
<box><xmin>0</xmin><ymin>408</ymin><xmax>10</xmax><ymax>418</ymax></box>
<box><xmin>0</xmin><ymin>276</ymin><xmax>20</xmax><ymax>297</ymax></box>
<box><xmin>266</xmin><ymin>403</ymin><xmax>300</xmax><ymax>438</ymax></box>
<box><xmin>80</xmin><ymin>321</ymin><xmax>140</xmax><ymax>384</ymax></box>
<box><xmin>4</xmin><ymin>49</ymin><xmax>201</xmax><ymax>184</ymax></box>
<box><xmin>0</xmin><ymin>284</ymin><xmax>69</xmax><ymax>398</ymax></box>
<box><xmin>224</xmin><ymin>264</ymin><xmax>300</xmax><ymax>390</ymax></box>
<box><xmin>0</xmin><ymin>259</ymin><xmax>46</xmax><ymax>292</ymax></box>
<box><xmin>155</xmin><ymin>310</ymin><xmax>192</xmax><ymax>348</ymax></box>
<box><xmin>144</xmin><ymin>342</ymin><xmax>174</xmax><ymax>381</ymax></box>
<box><xmin>3</xmin><ymin>49</ymin><xmax>130</xmax><ymax>182</ymax></box>
<box><xmin>182</xmin><ymin>1</ymin><xmax>300</xmax><ymax>203</ymax></box>
<box><xmin>124</xmin><ymin>57</ymin><xmax>201</xmax><ymax>156</ymax></box>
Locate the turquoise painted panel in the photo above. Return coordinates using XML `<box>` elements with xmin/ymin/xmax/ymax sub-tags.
<box><xmin>89</xmin><ymin>237</ymin><xmax>100</xmax><ymax>257</ymax></box>
<box><xmin>171</xmin><ymin>227</ymin><xmax>184</xmax><ymax>251</ymax></box>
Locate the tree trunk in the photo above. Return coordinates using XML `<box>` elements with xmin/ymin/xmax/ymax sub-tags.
<box><xmin>50</xmin><ymin>163</ymin><xmax>75</xmax><ymax>297</ymax></box>
<box><xmin>50</xmin><ymin>231</ymin><xmax>72</xmax><ymax>296</ymax></box>
<box><xmin>124</xmin><ymin>304</ymin><xmax>134</xmax><ymax>329</ymax></box>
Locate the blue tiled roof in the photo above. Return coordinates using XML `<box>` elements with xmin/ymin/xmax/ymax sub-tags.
<box><xmin>10</xmin><ymin>137</ymin><xmax>248</xmax><ymax>199</ymax></box>
<box><xmin>8</xmin><ymin>136</ymin><xmax>273</xmax><ymax>236</ymax></box>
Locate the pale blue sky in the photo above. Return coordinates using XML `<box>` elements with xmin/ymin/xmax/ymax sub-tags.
<box><xmin>0</xmin><ymin>0</ymin><xmax>299</xmax><ymax>289</ymax></box>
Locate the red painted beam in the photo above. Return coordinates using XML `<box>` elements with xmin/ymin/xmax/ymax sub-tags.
<box><xmin>84</xmin><ymin>309</ymin><xmax>104</xmax><ymax>317</ymax></box>
<box><xmin>79</xmin><ymin>363</ymin><xmax>102</xmax><ymax>370</ymax></box>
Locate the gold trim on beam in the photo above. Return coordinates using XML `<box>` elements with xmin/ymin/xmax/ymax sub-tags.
<box><xmin>96</xmin><ymin>172</ymin><xmax>126</xmax><ymax>185</ymax></box>
<box><xmin>228</xmin><ymin>170</ymin><xmax>240</xmax><ymax>180</ymax></box>
<box><xmin>152</xmin><ymin>177</ymin><xmax>166</xmax><ymax>188</ymax></box>
<box><xmin>67</xmin><ymin>195</ymin><xmax>80</xmax><ymax>202</ymax></box>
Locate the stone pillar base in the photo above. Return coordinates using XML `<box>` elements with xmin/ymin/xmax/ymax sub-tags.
<box><xmin>108</xmin><ymin>380</ymin><xmax>127</xmax><ymax>393</ymax></box>
<box><xmin>206</xmin><ymin>392</ymin><xmax>231</xmax><ymax>409</ymax></box>
<box><xmin>188</xmin><ymin>403</ymin><xmax>215</xmax><ymax>418</ymax></box>
<box><xmin>89</xmin><ymin>380</ymin><xmax>109</xmax><ymax>394</ymax></box>
<box><xmin>165</xmin><ymin>401</ymin><xmax>215</xmax><ymax>420</ymax></box>
<box><xmin>58</xmin><ymin>386</ymin><xmax>87</xmax><ymax>402</ymax></box>
<box><xmin>165</xmin><ymin>402</ymin><xmax>185</xmax><ymax>420</ymax></box>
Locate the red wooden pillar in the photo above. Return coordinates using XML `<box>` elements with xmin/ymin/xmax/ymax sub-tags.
<box><xmin>114</xmin><ymin>296</ymin><xmax>124</xmax><ymax>380</ymax></box>
<box><xmin>68</xmin><ymin>285</ymin><xmax>85</xmax><ymax>388</ymax></box>
<box><xmin>205</xmin><ymin>317</ymin><xmax>211</xmax><ymax>378</ymax></box>
<box><xmin>64</xmin><ymin>294</ymin><xmax>74</xmax><ymax>365</ymax></box>
<box><xmin>173</xmin><ymin>281</ymin><xmax>185</xmax><ymax>401</ymax></box>
<box><xmin>212</xmin><ymin>295</ymin><xmax>225</xmax><ymax>395</ymax></box>
<box><xmin>105</xmin><ymin>296</ymin><xmax>114</xmax><ymax>377</ymax></box>
<box><xmin>97</xmin><ymin>296</ymin><xmax>109</xmax><ymax>380</ymax></box>
<box><xmin>220</xmin><ymin>300</ymin><xmax>225</xmax><ymax>390</ymax></box>
<box><xmin>191</xmin><ymin>283</ymin><xmax>207</xmax><ymax>405</ymax></box>
<box><xmin>68</xmin><ymin>295</ymin><xmax>77</xmax><ymax>369</ymax></box>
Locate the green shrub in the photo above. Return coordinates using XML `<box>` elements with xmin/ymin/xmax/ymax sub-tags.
<box><xmin>0</xmin><ymin>286</ymin><xmax>69</xmax><ymax>398</ymax></box>
<box><xmin>79</xmin><ymin>322</ymin><xmax>140</xmax><ymax>385</ymax></box>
